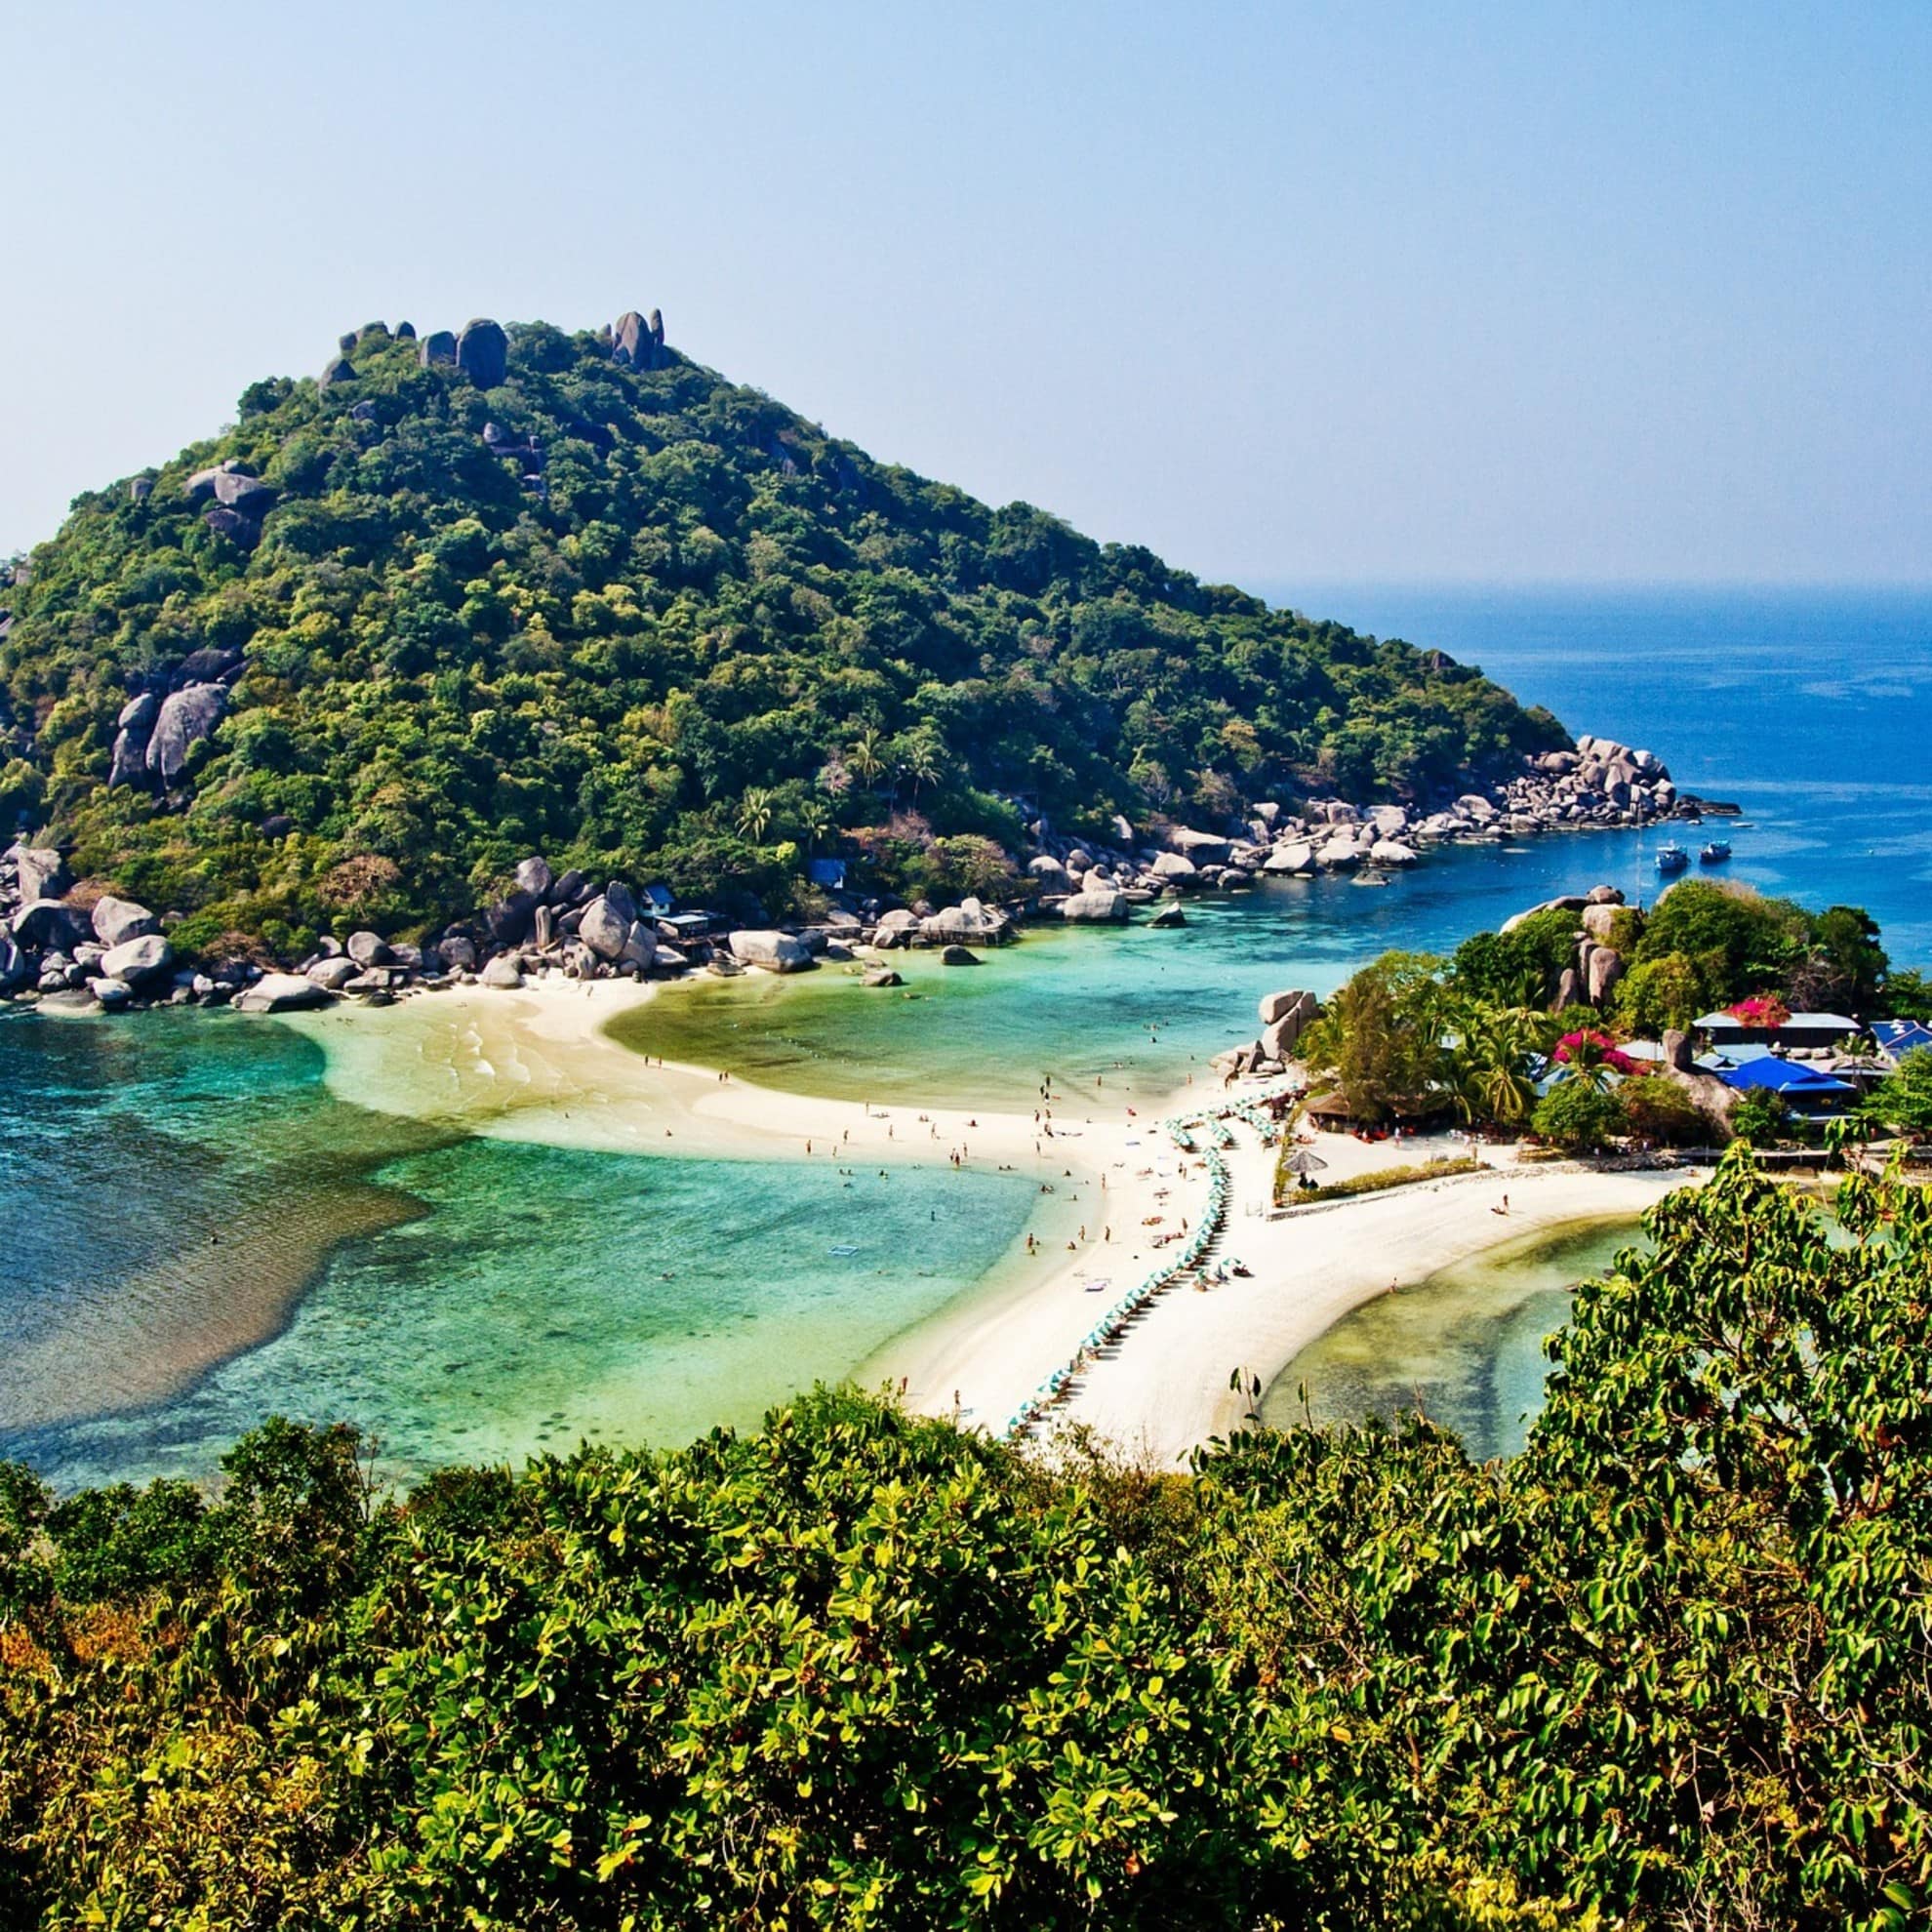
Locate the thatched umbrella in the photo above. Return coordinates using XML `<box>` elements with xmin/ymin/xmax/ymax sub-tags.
<box><xmin>1283</xmin><ymin>1149</ymin><xmax>1328</xmax><ymax>1177</ymax></box>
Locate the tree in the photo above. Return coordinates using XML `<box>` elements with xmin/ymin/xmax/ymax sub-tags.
<box><xmin>734</xmin><ymin>785</ymin><xmax>776</xmax><ymax>842</ymax></box>
<box><xmin>1728</xmin><ymin>1088</ymin><xmax>1788</xmax><ymax>1146</ymax></box>
<box><xmin>1633</xmin><ymin>880</ymin><xmax>1810</xmax><ymax>1007</ymax></box>
<box><xmin>1792</xmin><ymin>905</ymin><xmax>1887</xmax><ymax>1014</ymax></box>
<box><xmin>1299</xmin><ymin>953</ymin><xmax>1449</xmax><ymax>1124</ymax></box>
<box><xmin>1618</xmin><ymin>1072</ymin><xmax>1711</xmax><ymax>1145</ymax></box>
<box><xmin>1448</xmin><ymin>1000</ymin><xmax>1550</xmax><ymax>1128</ymax></box>
<box><xmin>1530</xmin><ymin>1074</ymin><xmax>1625</xmax><ymax>1150</ymax></box>
<box><xmin>1612</xmin><ymin>949</ymin><xmax>1705</xmax><ymax>1034</ymax></box>
<box><xmin>1876</xmin><ymin>967</ymin><xmax>1932</xmax><ymax>1022</ymax></box>
<box><xmin>848</xmin><ymin>727</ymin><xmax>887</xmax><ymax>796</ymax></box>
<box><xmin>1863</xmin><ymin>1045</ymin><xmax>1932</xmax><ymax>1139</ymax></box>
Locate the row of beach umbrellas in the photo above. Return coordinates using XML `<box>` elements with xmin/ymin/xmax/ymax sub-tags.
<box><xmin>1001</xmin><ymin>1080</ymin><xmax>1304</xmax><ymax>1439</ymax></box>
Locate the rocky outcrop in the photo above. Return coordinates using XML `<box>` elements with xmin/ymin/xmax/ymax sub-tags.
<box><xmin>1258</xmin><ymin>988</ymin><xmax>1318</xmax><ymax>1061</ymax></box>
<box><xmin>1262</xmin><ymin>841</ymin><xmax>1314</xmax><ymax>874</ymax></box>
<box><xmin>1163</xmin><ymin>827</ymin><xmax>1232</xmax><ymax>865</ymax></box>
<box><xmin>862</xmin><ymin>966</ymin><xmax>903</xmax><ymax>988</ymax></box>
<box><xmin>12</xmin><ymin>846</ymin><xmax>68</xmax><ymax>906</ymax></box>
<box><xmin>91</xmin><ymin>895</ymin><xmax>157</xmax><ymax>947</ymax></box>
<box><xmin>307</xmin><ymin>956</ymin><xmax>360</xmax><ymax>991</ymax></box>
<box><xmin>182</xmin><ymin>460</ymin><xmax>253</xmax><ymax>503</ymax></box>
<box><xmin>612</xmin><ymin>309</ymin><xmax>667</xmax><ymax>371</ymax></box>
<box><xmin>479</xmin><ymin>953</ymin><xmax>524</xmax><ymax>988</ymax></box>
<box><xmin>203</xmin><ymin>506</ymin><xmax>261</xmax><ymax>547</ymax></box>
<box><xmin>1060</xmin><ymin>886</ymin><xmax>1129</xmax><ymax>922</ymax></box>
<box><xmin>940</xmin><ymin>945</ymin><xmax>981</xmax><ymax>966</ymax></box>
<box><xmin>235</xmin><ymin>972</ymin><xmax>333</xmax><ymax>1013</ymax></box>
<box><xmin>1659</xmin><ymin>1027</ymin><xmax>1739</xmax><ymax>1131</ymax></box>
<box><xmin>146</xmin><ymin>684</ymin><xmax>227</xmax><ymax>783</ymax></box>
<box><xmin>577</xmin><ymin>895</ymin><xmax>631</xmax><ymax>961</ymax></box>
<box><xmin>1585</xmin><ymin>945</ymin><xmax>1625</xmax><ymax>1005</ymax></box>
<box><xmin>920</xmin><ymin>898</ymin><xmax>1014</xmax><ymax>946</ymax></box>
<box><xmin>728</xmin><ymin>930</ymin><xmax>815</xmax><ymax>973</ymax></box>
<box><xmin>12</xmin><ymin>901</ymin><xmax>86</xmax><ymax>950</ymax></box>
<box><xmin>109</xmin><ymin>692</ymin><xmax>159</xmax><ymax>785</ymax></box>
<box><xmin>456</xmin><ymin>319</ymin><xmax>508</xmax><ymax>388</ymax></box>
<box><xmin>321</xmin><ymin>356</ymin><xmax>357</xmax><ymax>388</ymax></box>
<box><xmin>419</xmin><ymin>329</ymin><xmax>458</xmax><ymax>367</ymax></box>
<box><xmin>100</xmin><ymin>934</ymin><xmax>173</xmax><ymax>985</ymax></box>
<box><xmin>213</xmin><ymin>470</ymin><xmax>276</xmax><ymax>515</ymax></box>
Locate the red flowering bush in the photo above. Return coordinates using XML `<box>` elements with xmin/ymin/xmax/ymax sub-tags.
<box><xmin>1728</xmin><ymin>993</ymin><xmax>1791</xmax><ymax>1029</ymax></box>
<box><xmin>1553</xmin><ymin>1028</ymin><xmax>1637</xmax><ymax>1076</ymax></box>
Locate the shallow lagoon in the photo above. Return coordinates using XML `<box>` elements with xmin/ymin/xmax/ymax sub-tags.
<box><xmin>0</xmin><ymin>1008</ymin><xmax>1034</xmax><ymax>1488</ymax></box>
<box><xmin>1260</xmin><ymin>1216</ymin><xmax>1643</xmax><ymax>1460</ymax></box>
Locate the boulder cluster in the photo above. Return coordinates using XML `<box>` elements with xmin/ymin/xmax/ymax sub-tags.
<box><xmin>610</xmin><ymin>308</ymin><xmax>667</xmax><ymax>371</ymax></box>
<box><xmin>2</xmin><ymin>728</ymin><xmax>1714</xmax><ymax>1022</ymax></box>
<box><xmin>0</xmin><ymin>846</ymin><xmax>185</xmax><ymax>1009</ymax></box>
<box><xmin>1009</xmin><ymin>739</ymin><xmax>1704</xmax><ymax>907</ymax></box>
<box><xmin>0</xmin><ymin>840</ymin><xmax>1038</xmax><ymax>1018</ymax></box>
<box><xmin>106</xmin><ymin>650</ymin><xmax>237</xmax><ymax>790</ymax></box>
<box><xmin>182</xmin><ymin>458</ymin><xmax>277</xmax><ymax>551</ymax></box>
<box><xmin>1211</xmin><ymin>988</ymin><xmax>1319</xmax><ymax>1082</ymax></box>
<box><xmin>1501</xmin><ymin>883</ymin><xmax>1634</xmax><ymax>1006</ymax></box>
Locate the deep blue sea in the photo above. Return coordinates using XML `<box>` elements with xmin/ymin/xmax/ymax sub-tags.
<box><xmin>1276</xmin><ymin>583</ymin><xmax>1932</xmax><ymax>963</ymax></box>
<box><xmin>4</xmin><ymin>584</ymin><xmax>1927</xmax><ymax>1482</ymax></box>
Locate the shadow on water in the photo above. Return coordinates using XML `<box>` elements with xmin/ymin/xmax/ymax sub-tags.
<box><xmin>1</xmin><ymin>1006</ymin><xmax>1038</xmax><ymax>1490</ymax></box>
<box><xmin>0</xmin><ymin>1007</ymin><xmax>456</xmax><ymax>1467</ymax></box>
<box><xmin>1259</xmin><ymin>1216</ymin><xmax>1648</xmax><ymax>1461</ymax></box>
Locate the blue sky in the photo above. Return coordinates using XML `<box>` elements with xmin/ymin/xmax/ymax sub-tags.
<box><xmin>5</xmin><ymin>3</ymin><xmax>1927</xmax><ymax>584</ymax></box>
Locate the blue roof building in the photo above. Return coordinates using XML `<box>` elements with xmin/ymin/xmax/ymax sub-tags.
<box><xmin>1872</xmin><ymin>1020</ymin><xmax>1932</xmax><ymax>1061</ymax></box>
<box><xmin>808</xmin><ymin>858</ymin><xmax>847</xmax><ymax>889</ymax></box>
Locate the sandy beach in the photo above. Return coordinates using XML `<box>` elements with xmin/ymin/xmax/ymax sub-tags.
<box><xmin>295</xmin><ymin>973</ymin><xmax>1691</xmax><ymax>1464</ymax></box>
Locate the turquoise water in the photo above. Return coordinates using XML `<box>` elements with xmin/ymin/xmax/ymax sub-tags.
<box><xmin>0</xmin><ymin>1008</ymin><xmax>1032</xmax><ymax>1488</ymax></box>
<box><xmin>4</xmin><ymin>585</ymin><xmax>1926</xmax><ymax>1484</ymax></box>
<box><xmin>1260</xmin><ymin>1218</ymin><xmax>1644</xmax><ymax>1461</ymax></box>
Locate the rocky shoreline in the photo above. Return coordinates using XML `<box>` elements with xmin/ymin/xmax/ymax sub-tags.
<box><xmin>0</xmin><ymin>736</ymin><xmax>1723</xmax><ymax>1020</ymax></box>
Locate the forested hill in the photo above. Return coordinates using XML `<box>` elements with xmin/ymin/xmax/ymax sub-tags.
<box><xmin>0</xmin><ymin>310</ymin><xmax>1564</xmax><ymax>942</ymax></box>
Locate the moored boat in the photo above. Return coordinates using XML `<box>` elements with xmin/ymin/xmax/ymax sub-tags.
<box><xmin>1655</xmin><ymin>843</ymin><xmax>1689</xmax><ymax>874</ymax></box>
<box><xmin>1700</xmin><ymin>839</ymin><xmax>1732</xmax><ymax>864</ymax></box>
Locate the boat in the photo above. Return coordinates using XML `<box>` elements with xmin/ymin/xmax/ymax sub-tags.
<box><xmin>1699</xmin><ymin>839</ymin><xmax>1732</xmax><ymax>864</ymax></box>
<box><xmin>1655</xmin><ymin>843</ymin><xmax>1690</xmax><ymax>874</ymax></box>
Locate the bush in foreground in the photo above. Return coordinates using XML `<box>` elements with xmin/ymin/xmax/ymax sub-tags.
<box><xmin>1</xmin><ymin>1152</ymin><xmax>1927</xmax><ymax>1929</ymax></box>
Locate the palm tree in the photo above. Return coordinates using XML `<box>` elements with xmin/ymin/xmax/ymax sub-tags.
<box><xmin>905</xmin><ymin>728</ymin><xmax>945</xmax><ymax>800</ymax></box>
<box><xmin>795</xmin><ymin>797</ymin><xmax>833</xmax><ymax>856</ymax></box>
<box><xmin>1451</xmin><ymin>1001</ymin><xmax>1549</xmax><ymax>1129</ymax></box>
<box><xmin>736</xmin><ymin>786</ymin><xmax>776</xmax><ymax>843</ymax></box>
<box><xmin>850</xmin><ymin>728</ymin><xmax>886</xmax><ymax>796</ymax></box>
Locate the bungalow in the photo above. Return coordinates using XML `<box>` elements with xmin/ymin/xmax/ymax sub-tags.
<box><xmin>1716</xmin><ymin>1056</ymin><xmax>1856</xmax><ymax>1117</ymax></box>
<box><xmin>1694</xmin><ymin>1010</ymin><xmax>1861</xmax><ymax>1052</ymax></box>
<box><xmin>807</xmin><ymin>857</ymin><xmax>848</xmax><ymax>890</ymax></box>
<box><xmin>641</xmin><ymin>883</ymin><xmax>674</xmax><ymax>915</ymax></box>
<box><xmin>658</xmin><ymin>910</ymin><xmax>714</xmax><ymax>941</ymax></box>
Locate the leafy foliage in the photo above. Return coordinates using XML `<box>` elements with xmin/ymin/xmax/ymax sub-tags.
<box><xmin>1864</xmin><ymin>1046</ymin><xmax>1932</xmax><ymax>1140</ymax></box>
<box><xmin>1528</xmin><ymin>1075</ymin><xmax>1626</xmax><ymax>1150</ymax></box>
<box><xmin>0</xmin><ymin>321</ymin><xmax>1564</xmax><ymax>944</ymax></box>
<box><xmin>1</xmin><ymin>1159</ymin><xmax>1927</xmax><ymax>1927</ymax></box>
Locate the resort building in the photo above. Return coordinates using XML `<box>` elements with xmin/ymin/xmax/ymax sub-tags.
<box><xmin>1693</xmin><ymin>1010</ymin><xmax>1861</xmax><ymax>1051</ymax></box>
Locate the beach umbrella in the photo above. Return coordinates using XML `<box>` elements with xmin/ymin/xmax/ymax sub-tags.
<box><xmin>1283</xmin><ymin>1149</ymin><xmax>1329</xmax><ymax>1176</ymax></box>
